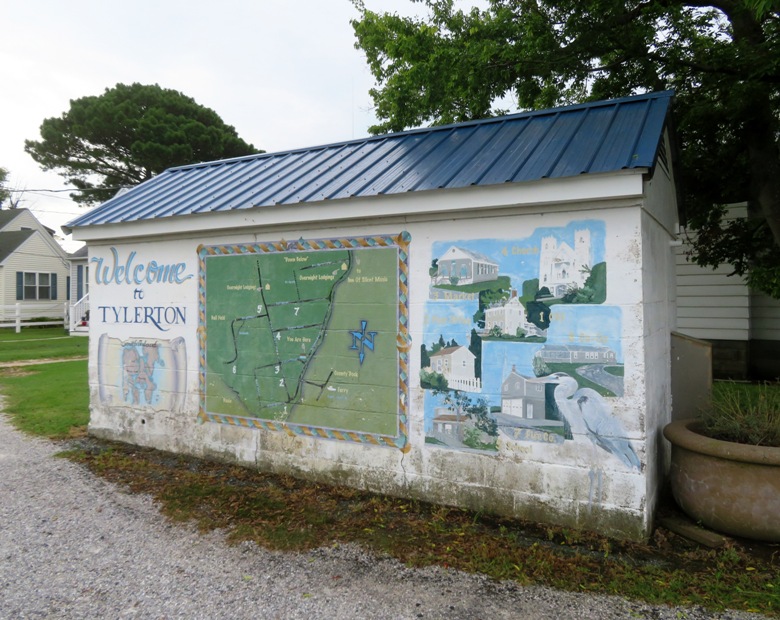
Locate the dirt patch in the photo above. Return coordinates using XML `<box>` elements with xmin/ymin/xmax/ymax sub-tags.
<box><xmin>0</xmin><ymin>356</ymin><xmax>87</xmax><ymax>369</ymax></box>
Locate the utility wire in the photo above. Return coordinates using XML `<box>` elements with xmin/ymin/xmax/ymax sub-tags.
<box><xmin>7</xmin><ymin>186</ymin><xmax>129</xmax><ymax>194</ymax></box>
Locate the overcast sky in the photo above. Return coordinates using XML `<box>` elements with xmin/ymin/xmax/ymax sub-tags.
<box><xmin>1</xmin><ymin>0</ymin><xmax>486</xmax><ymax>251</ymax></box>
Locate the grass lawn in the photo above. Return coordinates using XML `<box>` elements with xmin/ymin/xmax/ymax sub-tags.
<box><xmin>0</xmin><ymin>326</ymin><xmax>87</xmax><ymax>363</ymax></box>
<box><xmin>0</xmin><ymin>360</ymin><xmax>89</xmax><ymax>437</ymax></box>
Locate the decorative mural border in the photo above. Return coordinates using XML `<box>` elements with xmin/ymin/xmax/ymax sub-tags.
<box><xmin>197</xmin><ymin>231</ymin><xmax>411</xmax><ymax>452</ymax></box>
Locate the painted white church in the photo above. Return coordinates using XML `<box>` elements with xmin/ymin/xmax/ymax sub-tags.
<box><xmin>538</xmin><ymin>229</ymin><xmax>592</xmax><ymax>297</ymax></box>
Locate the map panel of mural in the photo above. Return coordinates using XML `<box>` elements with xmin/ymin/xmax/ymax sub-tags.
<box><xmin>198</xmin><ymin>233</ymin><xmax>410</xmax><ymax>450</ymax></box>
<box><xmin>97</xmin><ymin>334</ymin><xmax>187</xmax><ymax>413</ymax></box>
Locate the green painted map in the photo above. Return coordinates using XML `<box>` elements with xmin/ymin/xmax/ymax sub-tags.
<box><xmin>199</xmin><ymin>237</ymin><xmax>407</xmax><ymax>444</ymax></box>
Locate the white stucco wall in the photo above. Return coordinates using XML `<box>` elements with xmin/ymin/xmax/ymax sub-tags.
<box><xmin>78</xmin><ymin>173</ymin><xmax>676</xmax><ymax>541</ymax></box>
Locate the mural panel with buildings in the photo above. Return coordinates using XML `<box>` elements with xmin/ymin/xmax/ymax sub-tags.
<box><xmin>422</xmin><ymin>221</ymin><xmax>636</xmax><ymax>477</ymax></box>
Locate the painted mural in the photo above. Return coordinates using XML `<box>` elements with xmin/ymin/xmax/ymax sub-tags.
<box><xmin>97</xmin><ymin>334</ymin><xmax>187</xmax><ymax>412</ymax></box>
<box><xmin>422</xmin><ymin>221</ymin><xmax>638</xmax><ymax>472</ymax></box>
<box><xmin>198</xmin><ymin>232</ymin><xmax>411</xmax><ymax>451</ymax></box>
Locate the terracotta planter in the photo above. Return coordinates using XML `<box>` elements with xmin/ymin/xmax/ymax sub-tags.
<box><xmin>664</xmin><ymin>419</ymin><xmax>780</xmax><ymax>543</ymax></box>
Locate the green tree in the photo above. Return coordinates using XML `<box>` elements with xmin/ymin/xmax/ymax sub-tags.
<box><xmin>421</xmin><ymin>343</ymin><xmax>431</xmax><ymax>368</ymax></box>
<box><xmin>352</xmin><ymin>1</ymin><xmax>780</xmax><ymax>297</ymax></box>
<box><xmin>0</xmin><ymin>167</ymin><xmax>8</xmax><ymax>208</ymax></box>
<box><xmin>25</xmin><ymin>83</ymin><xmax>260</xmax><ymax>205</ymax></box>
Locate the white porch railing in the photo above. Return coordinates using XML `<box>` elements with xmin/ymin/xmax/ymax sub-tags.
<box><xmin>69</xmin><ymin>294</ymin><xmax>90</xmax><ymax>332</ymax></box>
<box><xmin>0</xmin><ymin>303</ymin><xmax>69</xmax><ymax>332</ymax></box>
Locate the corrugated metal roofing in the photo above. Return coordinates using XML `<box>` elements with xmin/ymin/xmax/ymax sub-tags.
<box><xmin>66</xmin><ymin>90</ymin><xmax>673</xmax><ymax>230</ymax></box>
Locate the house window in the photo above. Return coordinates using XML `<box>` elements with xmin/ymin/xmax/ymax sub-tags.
<box><xmin>19</xmin><ymin>272</ymin><xmax>56</xmax><ymax>300</ymax></box>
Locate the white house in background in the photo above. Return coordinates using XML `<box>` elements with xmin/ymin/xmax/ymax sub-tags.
<box><xmin>68</xmin><ymin>245</ymin><xmax>90</xmax><ymax>334</ymax></box>
<box><xmin>434</xmin><ymin>246</ymin><xmax>499</xmax><ymax>286</ymax></box>
<box><xmin>675</xmin><ymin>203</ymin><xmax>780</xmax><ymax>379</ymax></box>
<box><xmin>0</xmin><ymin>209</ymin><xmax>69</xmax><ymax>319</ymax></box>
<box><xmin>428</xmin><ymin>345</ymin><xmax>482</xmax><ymax>392</ymax></box>
<box><xmin>538</xmin><ymin>229</ymin><xmax>592</xmax><ymax>297</ymax></box>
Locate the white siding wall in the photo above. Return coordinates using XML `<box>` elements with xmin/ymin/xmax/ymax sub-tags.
<box><xmin>0</xmin><ymin>209</ymin><xmax>43</xmax><ymax>233</ymax></box>
<box><xmin>675</xmin><ymin>204</ymin><xmax>751</xmax><ymax>341</ymax></box>
<box><xmin>1</xmin><ymin>234</ymin><xmax>70</xmax><ymax>308</ymax></box>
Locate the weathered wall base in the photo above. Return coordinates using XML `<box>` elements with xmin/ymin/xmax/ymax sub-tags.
<box><xmin>89</xmin><ymin>410</ymin><xmax>648</xmax><ymax>541</ymax></box>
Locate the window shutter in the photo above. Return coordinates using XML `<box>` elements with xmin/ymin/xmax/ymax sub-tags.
<box><xmin>77</xmin><ymin>265</ymin><xmax>83</xmax><ymax>300</ymax></box>
<box><xmin>67</xmin><ymin>276</ymin><xmax>71</xmax><ymax>301</ymax></box>
<box><xmin>16</xmin><ymin>272</ymin><xmax>23</xmax><ymax>300</ymax></box>
<box><xmin>51</xmin><ymin>273</ymin><xmax>57</xmax><ymax>300</ymax></box>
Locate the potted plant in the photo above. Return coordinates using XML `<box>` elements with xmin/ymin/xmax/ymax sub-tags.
<box><xmin>663</xmin><ymin>381</ymin><xmax>780</xmax><ymax>542</ymax></box>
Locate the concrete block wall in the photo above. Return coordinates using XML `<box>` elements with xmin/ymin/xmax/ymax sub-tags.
<box><xmin>84</xmin><ymin>189</ymin><xmax>675</xmax><ymax>541</ymax></box>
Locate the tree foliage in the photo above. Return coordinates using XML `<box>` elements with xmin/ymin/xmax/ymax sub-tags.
<box><xmin>25</xmin><ymin>83</ymin><xmax>260</xmax><ymax>205</ymax></box>
<box><xmin>0</xmin><ymin>167</ymin><xmax>8</xmax><ymax>208</ymax></box>
<box><xmin>352</xmin><ymin>1</ymin><xmax>780</xmax><ymax>297</ymax></box>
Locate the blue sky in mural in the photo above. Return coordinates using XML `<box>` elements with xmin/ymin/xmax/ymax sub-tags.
<box><xmin>429</xmin><ymin>219</ymin><xmax>607</xmax><ymax>289</ymax></box>
<box><xmin>422</xmin><ymin>300</ymin><xmax>476</xmax><ymax>349</ymax></box>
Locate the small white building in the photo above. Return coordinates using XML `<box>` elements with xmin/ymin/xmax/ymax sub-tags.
<box><xmin>434</xmin><ymin>246</ymin><xmax>499</xmax><ymax>286</ymax></box>
<box><xmin>485</xmin><ymin>295</ymin><xmax>525</xmax><ymax>335</ymax></box>
<box><xmin>64</xmin><ymin>91</ymin><xmax>679</xmax><ymax>541</ymax></box>
<box><xmin>428</xmin><ymin>345</ymin><xmax>481</xmax><ymax>392</ymax></box>
<box><xmin>535</xmin><ymin>344</ymin><xmax>617</xmax><ymax>365</ymax></box>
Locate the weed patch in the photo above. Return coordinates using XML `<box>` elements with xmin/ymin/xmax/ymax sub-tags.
<box><xmin>63</xmin><ymin>439</ymin><xmax>780</xmax><ymax>616</ymax></box>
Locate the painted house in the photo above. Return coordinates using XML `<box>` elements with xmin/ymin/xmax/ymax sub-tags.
<box><xmin>434</xmin><ymin>246</ymin><xmax>499</xmax><ymax>286</ymax></box>
<box><xmin>0</xmin><ymin>209</ymin><xmax>69</xmax><ymax>320</ymax></box>
<box><xmin>485</xmin><ymin>295</ymin><xmax>525</xmax><ymax>335</ymax></box>
<box><xmin>501</xmin><ymin>366</ymin><xmax>547</xmax><ymax>420</ymax></box>
<box><xmin>64</xmin><ymin>91</ymin><xmax>679</xmax><ymax>541</ymax></box>
<box><xmin>428</xmin><ymin>345</ymin><xmax>481</xmax><ymax>392</ymax></box>
<box><xmin>430</xmin><ymin>407</ymin><xmax>467</xmax><ymax>441</ymax></box>
<box><xmin>484</xmin><ymin>292</ymin><xmax>545</xmax><ymax>337</ymax></box>
<box><xmin>535</xmin><ymin>344</ymin><xmax>617</xmax><ymax>365</ymax></box>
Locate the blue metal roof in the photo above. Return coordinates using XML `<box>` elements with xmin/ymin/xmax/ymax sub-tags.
<box><xmin>66</xmin><ymin>90</ymin><xmax>673</xmax><ymax>230</ymax></box>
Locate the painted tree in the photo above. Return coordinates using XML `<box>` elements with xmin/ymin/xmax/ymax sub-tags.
<box><xmin>352</xmin><ymin>1</ymin><xmax>780</xmax><ymax>297</ymax></box>
<box><xmin>25</xmin><ymin>83</ymin><xmax>260</xmax><ymax>205</ymax></box>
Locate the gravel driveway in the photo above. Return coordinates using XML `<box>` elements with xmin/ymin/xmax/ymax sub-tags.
<box><xmin>0</xmin><ymin>414</ymin><xmax>769</xmax><ymax>620</ymax></box>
